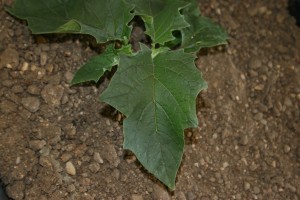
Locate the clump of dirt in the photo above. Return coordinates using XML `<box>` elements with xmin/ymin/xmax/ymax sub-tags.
<box><xmin>0</xmin><ymin>0</ymin><xmax>299</xmax><ymax>200</ymax></box>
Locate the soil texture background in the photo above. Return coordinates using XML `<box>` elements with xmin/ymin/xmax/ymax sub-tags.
<box><xmin>0</xmin><ymin>0</ymin><xmax>300</xmax><ymax>199</ymax></box>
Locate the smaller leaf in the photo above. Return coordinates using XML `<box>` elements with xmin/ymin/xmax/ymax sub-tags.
<box><xmin>71</xmin><ymin>44</ymin><xmax>132</xmax><ymax>85</ymax></box>
<box><xmin>180</xmin><ymin>2</ymin><xmax>229</xmax><ymax>53</ymax></box>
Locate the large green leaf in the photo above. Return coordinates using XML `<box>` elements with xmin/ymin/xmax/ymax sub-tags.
<box><xmin>6</xmin><ymin>0</ymin><xmax>134</xmax><ymax>43</ymax></box>
<box><xmin>71</xmin><ymin>44</ymin><xmax>132</xmax><ymax>85</ymax></box>
<box><xmin>126</xmin><ymin>0</ymin><xmax>190</xmax><ymax>44</ymax></box>
<box><xmin>180</xmin><ymin>3</ymin><xmax>228</xmax><ymax>53</ymax></box>
<box><xmin>101</xmin><ymin>44</ymin><xmax>207</xmax><ymax>189</ymax></box>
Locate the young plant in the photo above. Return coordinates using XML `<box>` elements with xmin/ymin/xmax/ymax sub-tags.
<box><xmin>7</xmin><ymin>0</ymin><xmax>228</xmax><ymax>189</ymax></box>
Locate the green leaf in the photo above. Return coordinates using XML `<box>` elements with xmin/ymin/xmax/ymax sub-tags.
<box><xmin>180</xmin><ymin>3</ymin><xmax>228</xmax><ymax>53</ymax></box>
<box><xmin>126</xmin><ymin>0</ymin><xmax>190</xmax><ymax>44</ymax></box>
<box><xmin>6</xmin><ymin>0</ymin><xmax>134</xmax><ymax>43</ymax></box>
<box><xmin>101</xmin><ymin>44</ymin><xmax>207</xmax><ymax>189</ymax></box>
<box><xmin>71</xmin><ymin>44</ymin><xmax>132</xmax><ymax>85</ymax></box>
<box><xmin>72</xmin><ymin>45</ymin><xmax>117</xmax><ymax>85</ymax></box>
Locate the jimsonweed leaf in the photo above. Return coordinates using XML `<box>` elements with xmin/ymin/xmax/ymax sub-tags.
<box><xmin>127</xmin><ymin>0</ymin><xmax>190</xmax><ymax>44</ymax></box>
<box><xmin>6</xmin><ymin>0</ymin><xmax>134</xmax><ymax>43</ymax></box>
<box><xmin>101</xmin><ymin>44</ymin><xmax>207</xmax><ymax>189</ymax></box>
<box><xmin>71</xmin><ymin>44</ymin><xmax>132</xmax><ymax>85</ymax></box>
<box><xmin>180</xmin><ymin>2</ymin><xmax>229</xmax><ymax>53</ymax></box>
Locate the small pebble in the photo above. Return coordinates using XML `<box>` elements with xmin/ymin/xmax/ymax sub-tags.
<box><xmin>40</xmin><ymin>52</ymin><xmax>48</xmax><ymax>66</ymax></box>
<box><xmin>283</xmin><ymin>145</ymin><xmax>291</xmax><ymax>153</ymax></box>
<box><xmin>187</xmin><ymin>192</ymin><xmax>197</xmax><ymax>200</ymax></box>
<box><xmin>0</xmin><ymin>100</ymin><xmax>17</xmax><ymax>113</ymax></box>
<box><xmin>2</xmin><ymin>80</ymin><xmax>14</xmax><ymax>87</ymax></box>
<box><xmin>176</xmin><ymin>191</ymin><xmax>187</xmax><ymax>200</ymax></box>
<box><xmin>297</xmin><ymin>93</ymin><xmax>300</xmax><ymax>101</ymax></box>
<box><xmin>27</xmin><ymin>85</ymin><xmax>41</xmax><ymax>95</ymax></box>
<box><xmin>66</xmin><ymin>161</ymin><xmax>76</xmax><ymax>176</ymax></box>
<box><xmin>41</xmin><ymin>84</ymin><xmax>64</xmax><ymax>106</ymax></box>
<box><xmin>152</xmin><ymin>184</ymin><xmax>170</xmax><ymax>200</ymax></box>
<box><xmin>63</xmin><ymin>123</ymin><xmax>77</xmax><ymax>138</ymax></box>
<box><xmin>21</xmin><ymin>97</ymin><xmax>41</xmax><ymax>112</ymax></box>
<box><xmin>89</xmin><ymin>163</ymin><xmax>100</xmax><ymax>173</ymax></box>
<box><xmin>254</xmin><ymin>84</ymin><xmax>264</xmax><ymax>91</ymax></box>
<box><xmin>284</xmin><ymin>97</ymin><xmax>293</xmax><ymax>107</ymax></box>
<box><xmin>29</xmin><ymin>140</ymin><xmax>46</xmax><ymax>150</ymax></box>
<box><xmin>64</xmin><ymin>71</ymin><xmax>73</xmax><ymax>83</ymax></box>
<box><xmin>0</xmin><ymin>47</ymin><xmax>19</xmax><ymax>69</ymax></box>
<box><xmin>266</xmin><ymin>131</ymin><xmax>278</xmax><ymax>141</ymax></box>
<box><xmin>249</xmin><ymin>57</ymin><xmax>262</xmax><ymax>69</ymax></box>
<box><xmin>222</xmin><ymin>162</ymin><xmax>229</xmax><ymax>169</ymax></box>
<box><xmin>253</xmin><ymin>186</ymin><xmax>260</xmax><ymax>194</ymax></box>
<box><xmin>131</xmin><ymin>194</ymin><xmax>143</xmax><ymax>200</ymax></box>
<box><xmin>67</xmin><ymin>184</ymin><xmax>76</xmax><ymax>193</ymax></box>
<box><xmin>209</xmin><ymin>177</ymin><xmax>216</xmax><ymax>182</ymax></box>
<box><xmin>285</xmin><ymin>183</ymin><xmax>296</xmax><ymax>192</ymax></box>
<box><xmin>102</xmin><ymin>144</ymin><xmax>120</xmax><ymax>167</ymax></box>
<box><xmin>12</xmin><ymin>85</ymin><xmax>24</xmax><ymax>93</ymax></box>
<box><xmin>39</xmin><ymin>156</ymin><xmax>52</xmax><ymax>168</ymax></box>
<box><xmin>125</xmin><ymin>155</ymin><xmax>136</xmax><ymax>164</ymax></box>
<box><xmin>235</xmin><ymin>193</ymin><xmax>242</xmax><ymax>200</ymax></box>
<box><xmin>6</xmin><ymin>181</ymin><xmax>25</xmax><ymax>200</ymax></box>
<box><xmin>93</xmin><ymin>152</ymin><xmax>104</xmax><ymax>164</ymax></box>
<box><xmin>254</xmin><ymin>113</ymin><xmax>263</xmax><ymax>121</ymax></box>
<box><xmin>240</xmin><ymin>135</ymin><xmax>249</xmax><ymax>145</ymax></box>
<box><xmin>244</xmin><ymin>182</ymin><xmax>251</xmax><ymax>190</ymax></box>
<box><xmin>61</xmin><ymin>153</ymin><xmax>72</xmax><ymax>162</ymax></box>
<box><xmin>21</xmin><ymin>62</ymin><xmax>29</xmax><ymax>71</ymax></box>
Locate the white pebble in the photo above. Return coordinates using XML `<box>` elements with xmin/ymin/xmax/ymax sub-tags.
<box><xmin>66</xmin><ymin>161</ymin><xmax>76</xmax><ymax>175</ymax></box>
